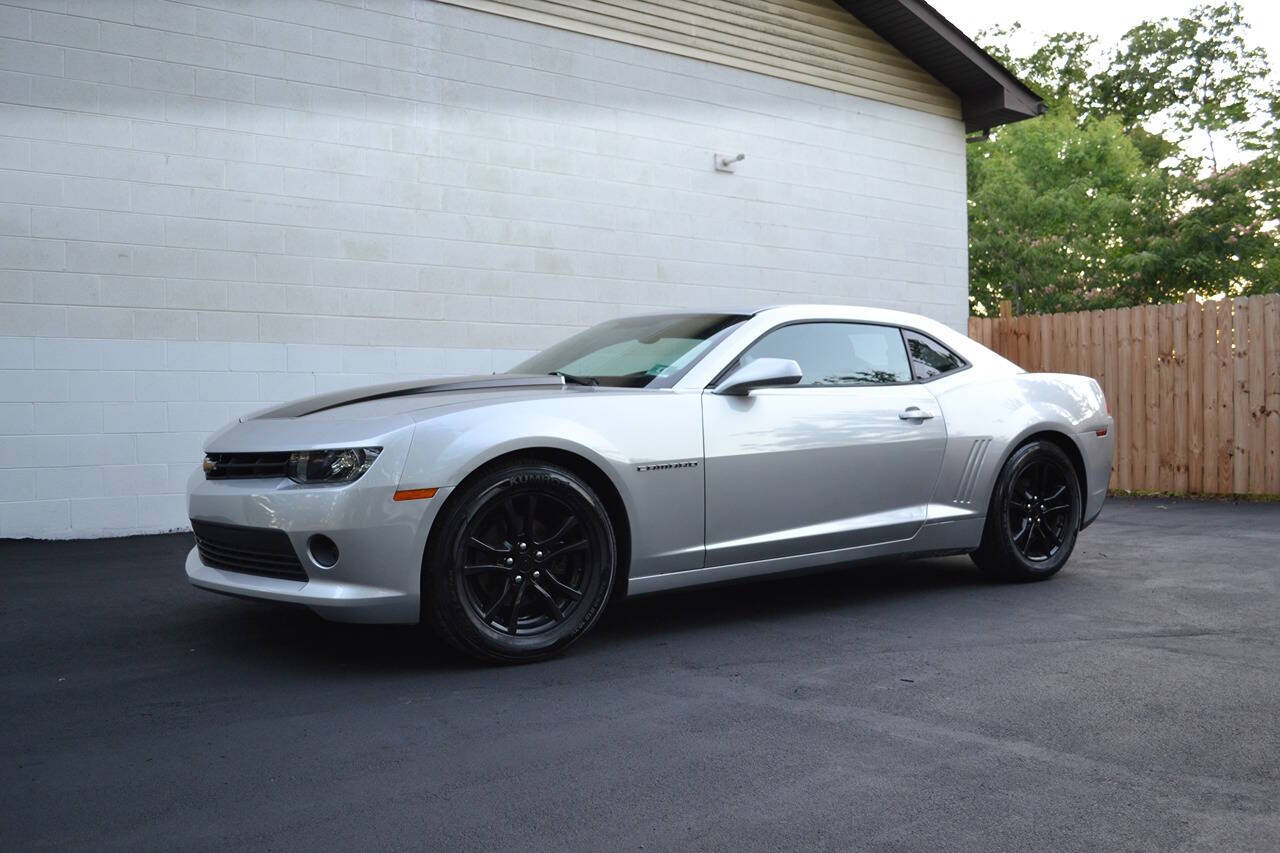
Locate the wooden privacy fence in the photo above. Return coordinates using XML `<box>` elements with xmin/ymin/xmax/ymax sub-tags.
<box><xmin>969</xmin><ymin>293</ymin><xmax>1280</xmax><ymax>496</ymax></box>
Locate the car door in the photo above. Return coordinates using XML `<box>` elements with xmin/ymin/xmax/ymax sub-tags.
<box><xmin>701</xmin><ymin>321</ymin><xmax>947</xmax><ymax>567</ymax></box>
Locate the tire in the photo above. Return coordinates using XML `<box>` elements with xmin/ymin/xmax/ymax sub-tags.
<box><xmin>970</xmin><ymin>440</ymin><xmax>1082</xmax><ymax>583</ymax></box>
<box><xmin>423</xmin><ymin>458</ymin><xmax>617</xmax><ymax>663</ymax></box>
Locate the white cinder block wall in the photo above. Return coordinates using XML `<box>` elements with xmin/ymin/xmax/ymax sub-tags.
<box><xmin>0</xmin><ymin>0</ymin><xmax>969</xmax><ymax>538</ymax></box>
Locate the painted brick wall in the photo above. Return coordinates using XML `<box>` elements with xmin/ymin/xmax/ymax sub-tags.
<box><xmin>0</xmin><ymin>0</ymin><xmax>969</xmax><ymax>538</ymax></box>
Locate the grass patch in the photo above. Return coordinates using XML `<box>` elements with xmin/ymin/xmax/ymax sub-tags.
<box><xmin>1108</xmin><ymin>489</ymin><xmax>1280</xmax><ymax>503</ymax></box>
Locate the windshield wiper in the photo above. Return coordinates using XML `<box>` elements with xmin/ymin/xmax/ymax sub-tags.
<box><xmin>549</xmin><ymin>371</ymin><xmax>599</xmax><ymax>386</ymax></box>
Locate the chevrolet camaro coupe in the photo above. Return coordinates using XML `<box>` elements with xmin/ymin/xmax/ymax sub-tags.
<box><xmin>187</xmin><ymin>305</ymin><xmax>1114</xmax><ymax>662</ymax></box>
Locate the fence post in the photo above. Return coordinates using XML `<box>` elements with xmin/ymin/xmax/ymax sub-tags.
<box><xmin>1173</xmin><ymin>298</ymin><xmax>1188</xmax><ymax>493</ymax></box>
<box><xmin>1185</xmin><ymin>292</ymin><xmax>1203</xmax><ymax>494</ymax></box>
<box><xmin>1248</xmin><ymin>297</ymin><xmax>1267</xmax><ymax>493</ymax></box>
<box><xmin>1233</xmin><ymin>298</ymin><xmax>1250</xmax><ymax>494</ymax></box>
<box><xmin>1218</xmin><ymin>301</ymin><xmax>1235</xmax><ymax>493</ymax></box>
<box><xmin>1265</xmin><ymin>295</ymin><xmax>1280</xmax><ymax>495</ymax></box>
<box><xmin>1117</xmin><ymin>308</ymin><xmax>1132</xmax><ymax>490</ymax></box>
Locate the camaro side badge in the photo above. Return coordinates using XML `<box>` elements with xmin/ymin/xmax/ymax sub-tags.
<box><xmin>636</xmin><ymin>460</ymin><xmax>700</xmax><ymax>472</ymax></box>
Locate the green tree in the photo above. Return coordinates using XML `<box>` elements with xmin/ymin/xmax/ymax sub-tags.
<box><xmin>969</xmin><ymin>2</ymin><xmax>1280</xmax><ymax>314</ymax></box>
<box><xmin>1093</xmin><ymin>2</ymin><xmax>1272</xmax><ymax>170</ymax></box>
<box><xmin>1151</xmin><ymin>157</ymin><xmax>1280</xmax><ymax>294</ymax></box>
<box><xmin>968</xmin><ymin>109</ymin><xmax>1174</xmax><ymax>315</ymax></box>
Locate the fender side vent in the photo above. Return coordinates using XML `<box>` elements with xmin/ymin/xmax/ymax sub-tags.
<box><xmin>955</xmin><ymin>439</ymin><xmax>991</xmax><ymax>505</ymax></box>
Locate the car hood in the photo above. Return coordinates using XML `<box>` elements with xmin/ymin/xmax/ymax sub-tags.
<box><xmin>205</xmin><ymin>374</ymin><xmax>601</xmax><ymax>453</ymax></box>
<box><xmin>248</xmin><ymin>374</ymin><xmax>575</xmax><ymax>421</ymax></box>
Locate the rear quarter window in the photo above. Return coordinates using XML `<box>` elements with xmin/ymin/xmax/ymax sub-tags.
<box><xmin>902</xmin><ymin>330</ymin><xmax>965</xmax><ymax>380</ymax></box>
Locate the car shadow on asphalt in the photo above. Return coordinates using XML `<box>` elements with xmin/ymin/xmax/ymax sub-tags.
<box><xmin>602</xmin><ymin>555</ymin><xmax>984</xmax><ymax>640</ymax></box>
<box><xmin>185</xmin><ymin>595</ymin><xmax>465</xmax><ymax>673</ymax></box>
<box><xmin>180</xmin><ymin>554</ymin><xmax>987</xmax><ymax>673</ymax></box>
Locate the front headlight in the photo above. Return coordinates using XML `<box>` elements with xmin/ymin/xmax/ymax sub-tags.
<box><xmin>287</xmin><ymin>447</ymin><xmax>382</xmax><ymax>484</ymax></box>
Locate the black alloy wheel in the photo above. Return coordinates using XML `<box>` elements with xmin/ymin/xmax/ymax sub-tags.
<box><xmin>1006</xmin><ymin>460</ymin><xmax>1074</xmax><ymax>562</ymax></box>
<box><xmin>461</xmin><ymin>490</ymin><xmax>592</xmax><ymax>637</ymax></box>
<box><xmin>971</xmin><ymin>440</ymin><xmax>1082</xmax><ymax>582</ymax></box>
<box><xmin>424</xmin><ymin>459</ymin><xmax>616</xmax><ymax>663</ymax></box>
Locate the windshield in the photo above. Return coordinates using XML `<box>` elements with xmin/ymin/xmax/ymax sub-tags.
<box><xmin>512</xmin><ymin>313</ymin><xmax>749</xmax><ymax>388</ymax></box>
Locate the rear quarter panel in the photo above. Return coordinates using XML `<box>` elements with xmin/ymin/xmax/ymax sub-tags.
<box><xmin>930</xmin><ymin>371</ymin><xmax>1114</xmax><ymax>533</ymax></box>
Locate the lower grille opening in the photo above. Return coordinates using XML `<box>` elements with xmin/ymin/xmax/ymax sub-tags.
<box><xmin>192</xmin><ymin>520</ymin><xmax>308</xmax><ymax>582</ymax></box>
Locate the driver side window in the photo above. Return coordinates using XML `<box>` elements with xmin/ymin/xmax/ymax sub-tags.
<box><xmin>739</xmin><ymin>322</ymin><xmax>912</xmax><ymax>386</ymax></box>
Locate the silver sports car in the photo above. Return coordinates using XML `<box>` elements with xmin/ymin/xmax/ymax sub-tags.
<box><xmin>187</xmin><ymin>305</ymin><xmax>1114</xmax><ymax>662</ymax></box>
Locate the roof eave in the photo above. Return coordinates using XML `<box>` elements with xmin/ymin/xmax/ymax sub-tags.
<box><xmin>837</xmin><ymin>0</ymin><xmax>1045</xmax><ymax>131</ymax></box>
<box><xmin>961</xmin><ymin>85</ymin><xmax>1049</xmax><ymax>134</ymax></box>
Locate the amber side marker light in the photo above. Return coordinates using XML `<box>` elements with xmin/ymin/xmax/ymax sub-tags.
<box><xmin>393</xmin><ymin>488</ymin><xmax>438</xmax><ymax>501</ymax></box>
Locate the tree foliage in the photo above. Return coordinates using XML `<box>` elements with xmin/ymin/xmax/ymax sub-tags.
<box><xmin>969</xmin><ymin>3</ymin><xmax>1280</xmax><ymax>315</ymax></box>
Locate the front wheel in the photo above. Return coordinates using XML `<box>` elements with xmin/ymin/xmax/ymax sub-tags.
<box><xmin>970</xmin><ymin>440</ymin><xmax>1082</xmax><ymax>582</ymax></box>
<box><xmin>423</xmin><ymin>459</ymin><xmax>616</xmax><ymax>663</ymax></box>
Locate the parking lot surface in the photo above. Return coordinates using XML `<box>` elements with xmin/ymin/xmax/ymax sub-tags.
<box><xmin>2</xmin><ymin>497</ymin><xmax>1278</xmax><ymax>851</ymax></box>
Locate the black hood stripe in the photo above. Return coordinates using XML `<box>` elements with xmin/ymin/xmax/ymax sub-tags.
<box><xmin>251</xmin><ymin>374</ymin><xmax>565</xmax><ymax>419</ymax></box>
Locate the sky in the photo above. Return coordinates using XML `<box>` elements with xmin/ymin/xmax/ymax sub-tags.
<box><xmin>933</xmin><ymin>0</ymin><xmax>1280</xmax><ymax>68</ymax></box>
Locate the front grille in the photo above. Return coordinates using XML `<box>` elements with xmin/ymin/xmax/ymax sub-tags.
<box><xmin>191</xmin><ymin>520</ymin><xmax>308</xmax><ymax>581</ymax></box>
<box><xmin>205</xmin><ymin>452</ymin><xmax>291</xmax><ymax>480</ymax></box>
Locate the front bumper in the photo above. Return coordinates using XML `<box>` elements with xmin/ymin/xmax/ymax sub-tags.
<box><xmin>185</xmin><ymin>469</ymin><xmax>452</xmax><ymax>624</ymax></box>
<box><xmin>186</xmin><ymin>548</ymin><xmax>414</xmax><ymax>620</ymax></box>
<box><xmin>1080</xmin><ymin>420</ymin><xmax>1116</xmax><ymax>528</ymax></box>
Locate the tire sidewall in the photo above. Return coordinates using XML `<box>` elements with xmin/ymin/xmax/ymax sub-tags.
<box><xmin>426</xmin><ymin>461</ymin><xmax>616</xmax><ymax>662</ymax></box>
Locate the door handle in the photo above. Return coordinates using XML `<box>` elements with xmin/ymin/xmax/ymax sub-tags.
<box><xmin>899</xmin><ymin>406</ymin><xmax>935</xmax><ymax>421</ymax></box>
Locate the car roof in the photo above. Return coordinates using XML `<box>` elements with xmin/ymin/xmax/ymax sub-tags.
<box><xmin>640</xmin><ymin>303</ymin><xmax>954</xmax><ymax>328</ymax></box>
<box><xmin>747</xmin><ymin>304</ymin><xmax>965</xmax><ymax>341</ymax></box>
<box><xmin>631</xmin><ymin>304</ymin><xmax>980</xmax><ymax>355</ymax></box>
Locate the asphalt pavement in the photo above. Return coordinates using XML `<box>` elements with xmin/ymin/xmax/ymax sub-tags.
<box><xmin>2</xmin><ymin>497</ymin><xmax>1278</xmax><ymax>851</ymax></box>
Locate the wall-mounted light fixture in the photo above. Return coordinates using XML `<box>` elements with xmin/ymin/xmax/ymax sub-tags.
<box><xmin>714</xmin><ymin>152</ymin><xmax>745</xmax><ymax>173</ymax></box>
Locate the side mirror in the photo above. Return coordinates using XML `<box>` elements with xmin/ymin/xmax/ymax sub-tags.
<box><xmin>715</xmin><ymin>358</ymin><xmax>803</xmax><ymax>396</ymax></box>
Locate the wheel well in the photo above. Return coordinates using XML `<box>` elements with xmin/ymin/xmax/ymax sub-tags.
<box><xmin>1016</xmin><ymin>430</ymin><xmax>1088</xmax><ymax>515</ymax></box>
<box><xmin>424</xmin><ymin>447</ymin><xmax>632</xmax><ymax>600</ymax></box>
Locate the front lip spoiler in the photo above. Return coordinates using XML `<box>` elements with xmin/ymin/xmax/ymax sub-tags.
<box><xmin>249</xmin><ymin>374</ymin><xmax>565</xmax><ymax>419</ymax></box>
<box><xmin>186</xmin><ymin>549</ymin><xmax>410</xmax><ymax>607</ymax></box>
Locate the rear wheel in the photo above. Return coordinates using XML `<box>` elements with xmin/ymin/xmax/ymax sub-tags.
<box><xmin>971</xmin><ymin>440</ymin><xmax>1082</xmax><ymax>582</ymax></box>
<box><xmin>423</xmin><ymin>459</ymin><xmax>616</xmax><ymax>663</ymax></box>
